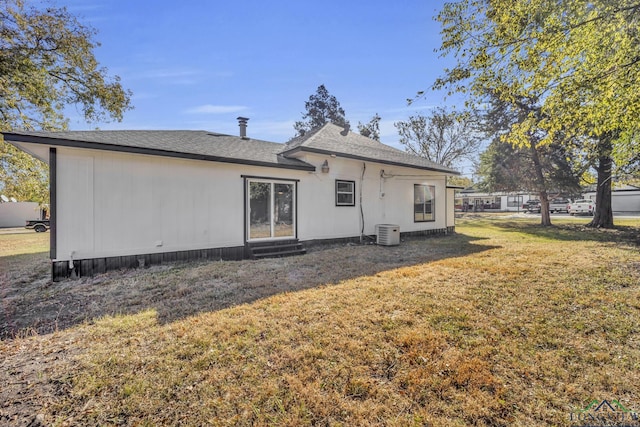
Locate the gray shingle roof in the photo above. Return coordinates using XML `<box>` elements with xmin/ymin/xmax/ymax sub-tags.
<box><xmin>3</xmin><ymin>124</ymin><xmax>460</xmax><ymax>174</ymax></box>
<box><xmin>282</xmin><ymin>123</ymin><xmax>459</xmax><ymax>174</ymax></box>
<box><xmin>2</xmin><ymin>130</ymin><xmax>315</xmax><ymax>171</ymax></box>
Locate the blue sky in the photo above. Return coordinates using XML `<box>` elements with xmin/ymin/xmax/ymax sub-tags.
<box><xmin>61</xmin><ymin>0</ymin><xmax>469</xmax><ymax>171</ymax></box>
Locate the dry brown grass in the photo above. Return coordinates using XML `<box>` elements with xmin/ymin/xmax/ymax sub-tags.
<box><xmin>1</xmin><ymin>218</ymin><xmax>640</xmax><ymax>426</ymax></box>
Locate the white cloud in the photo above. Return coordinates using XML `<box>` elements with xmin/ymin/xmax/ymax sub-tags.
<box><xmin>126</xmin><ymin>68</ymin><xmax>204</xmax><ymax>85</ymax></box>
<box><xmin>144</xmin><ymin>69</ymin><xmax>200</xmax><ymax>79</ymax></box>
<box><xmin>184</xmin><ymin>105</ymin><xmax>249</xmax><ymax>114</ymax></box>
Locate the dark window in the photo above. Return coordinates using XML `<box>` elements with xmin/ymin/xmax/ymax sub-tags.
<box><xmin>336</xmin><ymin>180</ymin><xmax>355</xmax><ymax>206</ymax></box>
<box><xmin>414</xmin><ymin>184</ymin><xmax>435</xmax><ymax>222</ymax></box>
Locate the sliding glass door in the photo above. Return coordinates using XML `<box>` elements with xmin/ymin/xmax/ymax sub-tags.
<box><xmin>248</xmin><ymin>179</ymin><xmax>295</xmax><ymax>240</ymax></box>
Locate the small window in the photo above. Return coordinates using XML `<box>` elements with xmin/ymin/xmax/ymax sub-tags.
<box><xmin>414</xmin><ymin>184</ymin><xmax>435</xmax><ymax>222</ymax></box>
<box><xmin>336</xmin><ymin>180</ymin><xmax>355</xmax><ymax>206</ymax></box>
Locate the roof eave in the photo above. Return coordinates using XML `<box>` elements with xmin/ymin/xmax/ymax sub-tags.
<box><xmin>283</xmin><ymin>146</ymin><xmax>460</xmax><ymax>175</ymax></box>
<box><xmin>3</xmin><ymin>132</ymin><xmax>316</xmax><ymax>172</ymax></box>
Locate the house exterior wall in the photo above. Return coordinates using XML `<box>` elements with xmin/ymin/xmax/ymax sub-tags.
<box><xmin>54</xmin><ymin>146</ymin><xmax>310</xmax><ymax>262</ymax></box>
<box><xmin>22</xmin><ymin>144</ymin><xmax>453</xmax><ymax>275</ymax></box>
<box><xmin>612</xmin><ymin>192</ymin><xmax>640</xmax><ymax>212</ymax></box>
<box><xmin>0</xmin><ymin>202</ymin><xmax>40</xmax><ymax>228</ymax></box>
<box><xmin>295</xmin><ymin>153</ymin><xmax>449</xmax><ymax>240</ymax></box>
<box><xmin>501</xmin><ymin>194</ymin><xmax>529</xmax><ymax>212</ymax></box>
<box><xmin>446</xmin><ymin>188</ymin><xmax>455</xmax><ymax>227</ymax></box>
<box><xmin>583</xmin><ymin>190</ymin><xmax>640</xmax><ymax>212</ymax></box>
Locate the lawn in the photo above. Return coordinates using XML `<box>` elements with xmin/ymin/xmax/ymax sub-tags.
<box><xmin>1</xmin><ymin>218</ymin><xmax>639</xmax><ymax>426</ymax></box>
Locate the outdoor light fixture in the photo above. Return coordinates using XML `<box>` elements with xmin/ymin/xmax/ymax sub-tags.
<box><xmin>321</xmin><ymin>160</ymin><xmax>330</xmax><ymax>173</ymax></box>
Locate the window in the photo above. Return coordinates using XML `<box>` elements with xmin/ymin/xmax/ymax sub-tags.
<box><xmin>336</xmin><ymin>180</ymin><xmax>355</xmax><ymax>206</ymax></box>
<box><xmin>414</xmin><ymin>184</ymin><xmax>435</xmax><ymax>222</ymax></box>
<box><xmin>248</xmin><ymin>179</ymin><xmax>296</xmax><ymax>240</ymax></box>
<box><xmin>507</xmin><ymin>196</ymin><xmax>522</xmax><ymax>208</ymax></box>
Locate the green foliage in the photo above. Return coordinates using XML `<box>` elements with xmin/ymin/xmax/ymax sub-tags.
<box><xmin>446</xmin><ymin>175</ymin><xmax>473</xmax><ymax>188</ymax></box>
<box><xmin>434</xmin><ymin>0</ymin><xmax>640</xmax><ymax>156</ymax></box>
<box><xmin>394</xmin><ymin>107</ymin><xmax>480</xmax><ymax>169</ymax></box>
<box><xmin>0</xmin><ymin>140</ymin><xmax>48</xmax><ymax>203</ymax></box>
<box><xmin>476</xmin><ymin>94</ymin><xmax>582</xmax><ymax>196</ymax></box>
<box><xmin>357</xmin><ymin>113</ymin><xmax>381</xmax><ymax>141</ymax></box>
<box><xmin>0</xmin><ymin>0</ymin><xmax>132</xmax><ymax>203</ymax></box>
<box><xmin>477</xmin><ymin>139</ymin><xmax>581</xmax><ymax>196</ymax></box>
<box><xmin>0</xmin><ymin>0</ymin><xmax>132</xmax><ymax>130</ymax></box>
<box><xmin>293</xmin><ymin>85</ymin><xmax>349</xmax><ymax>137</ymax></box>
<box><xmin>476</xmin><ymin>141</ymin><xmax>527</xmax><ymax>193</ymax></box>
<box><xmin>434</xmin><ymin>0</ymin><xmax>640</xmax><ymax>227</ymax></box>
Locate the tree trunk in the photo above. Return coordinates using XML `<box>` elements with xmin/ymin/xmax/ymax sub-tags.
<box><xmin>530</xmin><ymin>140</ymin><xmax>552</xmax><ymax>226</ymax></box>
<box><xmin>588</xmin><ymin>140</ymin><xmax>614</xmax><ymax>228</ymax></box>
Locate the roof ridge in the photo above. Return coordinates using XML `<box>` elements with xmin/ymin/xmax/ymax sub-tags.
<box><xmin>282</xmin><ymin>125</ymin><xmax>325</xmax><ymax>151</ymax></box>
<box><xmin>278</xmin><ymin>122</ymin><xmax>459</xmax><ymax>174</ymax></box>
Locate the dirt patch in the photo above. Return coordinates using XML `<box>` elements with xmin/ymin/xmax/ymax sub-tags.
<box><xmin>0</xmin><ymin>332</ymin><xmax>80</xmax><ymax>426</ymax></box>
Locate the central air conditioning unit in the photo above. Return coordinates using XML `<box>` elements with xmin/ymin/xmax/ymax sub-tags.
<box><xmin>376</xmin><ymin>224</ymin><xmax>400</xmax><ymax>246</ymax></box>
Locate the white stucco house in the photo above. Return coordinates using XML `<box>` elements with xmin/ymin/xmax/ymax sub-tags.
<box><xmin>3</xmin><ymin>120</ymin><xmax>459</xmax><ymax>280</ymax></box>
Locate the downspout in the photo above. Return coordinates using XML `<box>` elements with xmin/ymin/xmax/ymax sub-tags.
<box><xmin>445</xmin><ymin>180</ymin><xmax>448</xmax><ymax>230</ymax></box>
<box><xmin>446</xmin><ymin>178</ymin><xmax>451</xmax><ymax>232</ymax></box>
<box><xmin>360</xmin><ymin>162</ymin><xmax>366</xmax><ymax>243</ymax></box>
<box><xmin>49</xmin><ymin>147</ymin><xmax>57</xmax><ymax>261</ymax></box>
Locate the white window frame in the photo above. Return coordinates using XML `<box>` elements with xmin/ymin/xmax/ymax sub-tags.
<box><xmin>414</xmin><ymin>184</ymin><xmax>435</xmax><ymax>222</ymax></box>
<box><xmin>335</xmin><ymin>180</ymin><xmax>355</xmax><ymax>207</ymax></box>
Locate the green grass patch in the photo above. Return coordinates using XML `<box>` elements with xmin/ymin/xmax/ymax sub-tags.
<box><xmin>0</xmin><ymin>232</ymin><xmax>48</xmax><ymax>256</ymax></box>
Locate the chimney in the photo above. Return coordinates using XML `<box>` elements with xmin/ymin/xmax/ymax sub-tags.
<box><xmin>237</xmin><ymin>117</ymin><xmax>249</xmax><ymax>139</ymax></box>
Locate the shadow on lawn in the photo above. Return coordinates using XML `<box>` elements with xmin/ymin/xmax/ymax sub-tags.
<box><xmin>0</xmin><ymin>233</ymin><xmax>497</xmax><ymax>339</ymax></box>
<box><xmin>482</xmin><ymin>219</ymin><xmax>640</xmax><ymax>245</ymax></box>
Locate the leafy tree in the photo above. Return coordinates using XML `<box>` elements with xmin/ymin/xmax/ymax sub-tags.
<box><xmin>617</xmin><ymin>149</ymin><xmax>640</xmax><ymax>186</ymax></box>
<box><xmin>357</xmin><ymin>113</ymin><xmax>381</xmax><ymax>141</ymax></box>
<box><xmin>434</xmin><ymin>0</ymin><xmax>640</xmax><ymax>228</ymax></box>
<box><xmin>0</xmin><ymin>0</ymin><xmax>132</xmax><ymax>203</ymax></box>
<box><xmin>475</xmin><ymin>94</ymin><xmax>582</xmax><ymax>225</ymax></box>
<box><xmin>293</xmin><ymin>84</ymin><xmax>349</xmax><ymax>137</ymax></box>
<box><xmin>477</xmin><ymin>141</ymin><xmax>530</xmax><ymax>194</ymax></box>
<box><xmin>394</xmin><ymin>107</ymin><xmax>480</xmax><ymax>170</ymax></box>
<box><xmin>447</xmin><ymin>175</ymin><xmax>473</xmax><ymax>188</ymax></box>
<box><xmin>0</xmin><ymin>146</ymin><xmax>48</xmax><ymax>202</ymax></box>
<box><xmin>477</xmin><ymin>140</ymin><xmax>581</xmax><ymax>196</ymax></box>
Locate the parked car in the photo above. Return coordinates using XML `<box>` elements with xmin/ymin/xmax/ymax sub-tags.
<box><xmin>523</xmin><ymin>200</ymin><xmax>541</xmax><ymax>213</ymax></box>
<box><xmin>25</xmin><ymin>219</ymin><xmax>50</xmax><ymax>232</ymax></box>
<box><xmin>549</xmin><ymin>198</ymin><xmax>571</xmax><ymax>213</ymax></box>
<box><xmin>568</xmin><ymin>199</ymin><xmax>595</xmax><ymax>216</ymax></box>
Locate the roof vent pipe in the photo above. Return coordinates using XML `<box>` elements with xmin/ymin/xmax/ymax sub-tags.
<box><xmin>237</xmin><ymin>117</ymin><xmax>249</xmax><ymax>139</ymax></box>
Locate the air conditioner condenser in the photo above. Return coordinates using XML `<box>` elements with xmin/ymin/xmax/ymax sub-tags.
<box><xmin>375</xmin><ymin>224</ymin><xmax>400</xmax><ymax>246</ymax></box>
